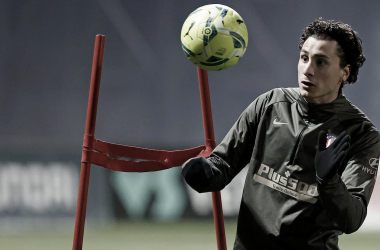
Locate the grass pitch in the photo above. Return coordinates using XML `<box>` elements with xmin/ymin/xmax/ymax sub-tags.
<box><xmin>0</xmin><ymin>219</ymin><xmax>379</xmax><ymax>249</ymax></box>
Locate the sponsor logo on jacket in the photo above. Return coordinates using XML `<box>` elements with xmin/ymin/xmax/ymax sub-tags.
<box><xmin>253</xmin><ymin>164</ymin><xmax>319</xmax><ymax>203</ymax></box>
<box><xmin>362</xmin><ymin>158</ymin><xmax>378</xmax><ymax>176</ymax></box>
<box><xmin>369</xmin><ymin>158</ymin><xmax>379</xmax><ymax>169</ymax></box>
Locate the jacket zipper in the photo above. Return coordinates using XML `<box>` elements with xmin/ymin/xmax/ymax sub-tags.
<box><xmin>289</xmin><ymin>124</ymin><xmax>309</xmax><ymax>165</ymax></box>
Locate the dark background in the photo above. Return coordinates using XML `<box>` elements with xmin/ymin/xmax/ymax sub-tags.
<box><xmin>2</xmin><ymin>0</ymin><xmax>380</xmax><ymax>154</ymax></box>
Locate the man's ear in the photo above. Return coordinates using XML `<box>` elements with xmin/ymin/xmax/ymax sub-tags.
<box><xmin>342</xmin><ymin>64</ymin><xmax>351</xmax><ymax>82</ymax></box>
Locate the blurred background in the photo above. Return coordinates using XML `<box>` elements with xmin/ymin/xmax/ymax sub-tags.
<box><xmin>1</xmin><ymin>0</ymin><xmax>380</xmax><ymax>249</ymax></box>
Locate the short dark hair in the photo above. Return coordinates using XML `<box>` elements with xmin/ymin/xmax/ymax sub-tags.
<box><xmin>299</xmin><ymin>18</ymin><xmax>365</xmax><ymax>84</ymax></box>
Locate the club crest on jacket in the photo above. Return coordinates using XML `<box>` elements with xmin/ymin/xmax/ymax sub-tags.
<box><xmin>326</xmin><ymin>134</ymin><xmax>336</xmax><ymax>148</ymax></box>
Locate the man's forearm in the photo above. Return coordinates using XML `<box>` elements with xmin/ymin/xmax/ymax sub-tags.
<box><xmin>317</xmin><ymin>174</ymin><xmax>367</xmax><ymax>234</ymax></box>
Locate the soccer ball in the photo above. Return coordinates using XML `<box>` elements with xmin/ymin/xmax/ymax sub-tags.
<box><xmin>181</xmin><ymin>4</ymin><xmax>248</xmax><ymax>71</ymax></box>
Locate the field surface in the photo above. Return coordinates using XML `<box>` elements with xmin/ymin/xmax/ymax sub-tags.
<box><xmin>1</xmin><ymin>219</ymin><xmax>379</xmax><ymax>250</ymax></box>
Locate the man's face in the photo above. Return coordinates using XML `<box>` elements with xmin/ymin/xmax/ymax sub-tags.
<box><xmin>298</xmin><ymin>36</ymin><xmax>350</xmax><ymax>104</ymax></box>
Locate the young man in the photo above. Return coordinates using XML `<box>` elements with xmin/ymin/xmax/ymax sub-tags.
<box><xmin>182</xmin><ymin>18</ymin><xmax>380</xmax><ymax>250</ymax></box>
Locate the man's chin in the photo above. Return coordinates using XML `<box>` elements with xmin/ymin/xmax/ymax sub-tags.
<box><xmin>299</xmin><ymin>88</ymin><xmax>314</xmax><ymax>102</ymax></box>
<box><xmin>299</xmin><ymin>88</ymin><xmax>309</xmax><ymax>97</ymax></box>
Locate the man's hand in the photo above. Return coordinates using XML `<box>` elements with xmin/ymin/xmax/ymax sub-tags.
<box><xmin>315</xmin><ymin>130</ymin><xmax>351</xmax><ymax>180</ymax></box>
<box><xmin>181</xmin><ymin>157</ymin><xmax>221</xmax><ymax>191</ymax></box>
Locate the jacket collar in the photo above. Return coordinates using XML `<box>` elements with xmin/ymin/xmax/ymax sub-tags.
<box><xmin>297</xmin><ymin>89</ymin><xmax>347</xmax><ymax>124</ymax></box>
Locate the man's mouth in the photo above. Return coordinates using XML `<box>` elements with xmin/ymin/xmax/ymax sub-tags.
<box><xmin>301</xmin><ymin>80</ymin><xmax>315</xmax><ymax>87</ymax></box>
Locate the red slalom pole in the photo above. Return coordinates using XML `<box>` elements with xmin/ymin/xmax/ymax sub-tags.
<box><xmin>197</xmin><ymin>67</ymin><xmax>227</xmax><ymax>250</ymax></box>
<box><xmin>72</xmin><ymin>35</ymin><xmax>106</xmax><ymax>250</ymax></box>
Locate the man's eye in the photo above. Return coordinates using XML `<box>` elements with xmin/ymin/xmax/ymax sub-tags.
<box><xmin>301</xmin><ymin>55</ymin><xmax>308</xmax><ymax>62</ymax></box>
<box><xmin>317</xmin><ymin>60</ymin><xmax>326</xmax><ymax>65</ymax></box>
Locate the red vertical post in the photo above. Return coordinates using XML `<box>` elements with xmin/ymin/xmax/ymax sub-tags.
<box><xmin>197</xmin><ymin>67</ymin><xmax>227</xmax><ymax>250</ymax></box>
<box><xmin>72</xmin><ymin>35</ymin><xmax>106</xmax><ymax>250</ymax></box>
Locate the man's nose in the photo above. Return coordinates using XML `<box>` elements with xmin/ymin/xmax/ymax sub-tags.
<box><xmin>303</xmin><ymin>62</ymin><xmax>314</xmax><ymax>76</ymax></box>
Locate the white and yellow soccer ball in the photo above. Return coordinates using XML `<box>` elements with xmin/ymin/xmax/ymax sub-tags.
<box><xmin>181</xmin><ymin>4</ymin><xmax>248</xmax><ymax>71</ymax></box>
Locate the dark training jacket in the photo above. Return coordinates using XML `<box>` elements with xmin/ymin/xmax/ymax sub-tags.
<box><xmin>205</xmin><ymin>88</ymin><xmax>380</xmax><ymax>250</ymax></box>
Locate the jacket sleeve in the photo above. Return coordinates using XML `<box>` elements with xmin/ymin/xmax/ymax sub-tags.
<box><xmin>317</xmin><ymin>130</ymin><xmax>380</xmax><ymax>234</ymax></box>
<box><xmin>203</xmin><ymin>92</ymin><xmax>270</xmax><ymax>192</ymax></box>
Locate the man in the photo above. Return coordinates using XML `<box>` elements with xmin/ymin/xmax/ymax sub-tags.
<box><xmin>182</xmin><ymin>18</ymin><xmax>380</xmax><ymax>250</ymax></box>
